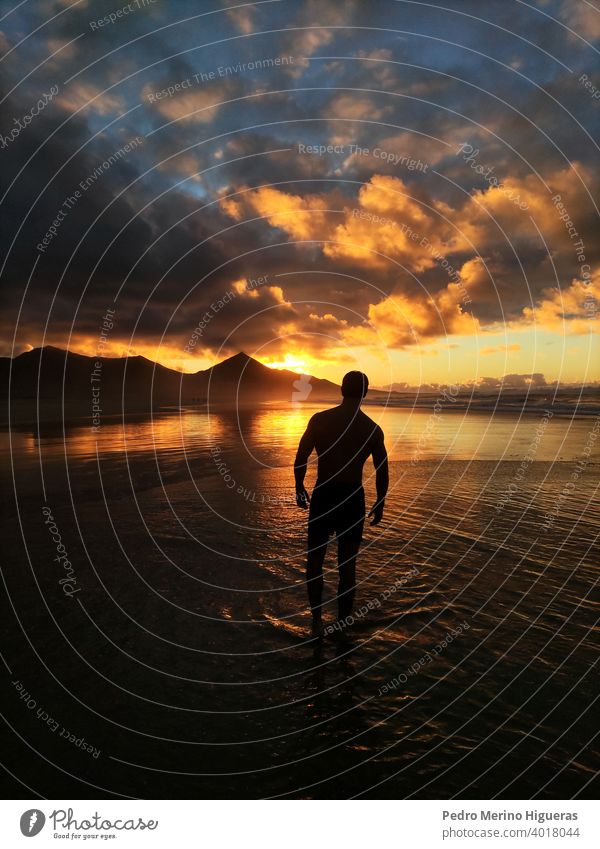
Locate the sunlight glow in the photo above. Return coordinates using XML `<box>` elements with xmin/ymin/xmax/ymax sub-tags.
<box><xmin>260</xmin><ymin>353</ymin><xmax>309</xmax><ymax>373</ymax></box>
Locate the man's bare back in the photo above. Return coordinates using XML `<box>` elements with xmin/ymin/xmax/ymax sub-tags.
<box><xmin>293</xmin><ymin>371</ymin><xmax>389</xmax><ymax>638</ymax></box>
<box><xmin>302</xmin><ymin>405</ymin><xmax>385</xmax><ymax>487</ymax></box>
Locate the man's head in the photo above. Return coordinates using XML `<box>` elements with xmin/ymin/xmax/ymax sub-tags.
<box><xmin>341</xmin><ymin>371</ymin><xmax>369</xmax><ymax>400</ymax></box>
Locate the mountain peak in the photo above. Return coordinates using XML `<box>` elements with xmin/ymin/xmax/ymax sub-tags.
<box><xmin>226</xmin><ymin>351</ymin><xmax>252</xmax><ymax>363</ymax></box>
<box><xmin>208</xmin><ymin>350</ymin><xmax>266</xmax><ymax>376</ymax></box>
<box><xmin>24</xmin><ymin>345</ymin><xmax>84</xmax><ymax>360</ymax></box>
<box><xmin>27</xmin><ymin>345</ymin><xmax>65</xmax><ymax>355</ymax></box>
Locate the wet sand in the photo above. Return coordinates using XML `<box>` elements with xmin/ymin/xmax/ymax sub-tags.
<box><xmin>1</xmin><ymin>405</ymin><xmax>598</xmax><ymax>798</ymax></box>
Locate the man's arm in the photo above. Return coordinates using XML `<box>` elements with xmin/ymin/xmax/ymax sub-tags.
<box><xmin>294</xmin><ymin>416</ymin><xmax>316</xmax><ymax>508</ymax></box>
<box><xmin>368</xmin><ymin>427</ymin><xmax>388</xmax><ymax>525</ymax></box>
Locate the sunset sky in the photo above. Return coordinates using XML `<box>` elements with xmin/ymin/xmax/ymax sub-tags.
<box><xmin>1</xmin><ymin>0</ymin><xmax>598</xmax><ymax>388</ymax></box>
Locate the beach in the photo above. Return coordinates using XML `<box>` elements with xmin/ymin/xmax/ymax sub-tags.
<box><xmin>1</xmin><ymin>404</ymin><xmax>598</xmax><ymax>798</ymax></box>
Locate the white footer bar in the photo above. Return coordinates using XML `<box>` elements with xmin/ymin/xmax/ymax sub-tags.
<box><xmin>1</xmin><ymin>799</ymin><xmax>597</xmax><ymax>848</ymax></box>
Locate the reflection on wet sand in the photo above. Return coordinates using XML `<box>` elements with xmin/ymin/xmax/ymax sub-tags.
<box><xmin>1</xmin><ymin>404</ymin><xmax>598</xmax><ymax>797</ymax></box>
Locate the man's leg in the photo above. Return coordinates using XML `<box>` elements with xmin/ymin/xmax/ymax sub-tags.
<box><xmin>337</xmin><ymin>535</ymin><xmax>360</xmax><ymax>622</ymax></box>
<box><xmin>306</xmin><ymin>504</ymin><xmax>329</xmax><ymax>637</ymax></box>
<box><xmin>335</xmin><ymin>487</ymin><xmax>365</xmax><ymax>624</ymax></box>
<box><xmin>306</xmin><ymin>538</ymin><xmax>328</xmax><ymax>618</ymax></box>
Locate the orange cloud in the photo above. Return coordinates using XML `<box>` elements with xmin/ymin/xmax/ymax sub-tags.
<box><xmin>345</xmin><ymin>284</ymin><xmax>480</xmax><ymax>349</ymax></box>
<box><xmin>46</xmin><ymin>37</ymin><xmax>78</xmax><ymax>62</ymax></box>
<box><xmin>326</xmin><ymin>95</ymin><xmax>390</xmax><ymax>121</ymax></box>
<box><xmin>229</xmin><ymin>185</ymin><xmax>330</xmax><ymax>239</ymax></box>
<box><xmin>157</xmin><ymin>152</ymin><xmax>202</xmax><ymax>181</ymax></box>
<box><xmin>231</xmin><ymin>277</ymin><xmax>287</xmax><ymax>303</ymax></box>
<box><xmin>57</xmin><ymin>82</ymin><xmax>123</xmax><ymax>115</ymax></box>
<box><xmin>225</xmin><ymin>4</ymin><xmax>256</xmax><ymax>34</ymax></box>
<box><xmin>58</xmin><ymin>337</ymin><xmax>211</xmax><ymax>374</ymax></box>
<box><xmin>221</xmin><ymin>175</ymin><xmax>470</xmax><ymax>272</ymax></box>
<box><xmin>218</xmin><ymin>166</ymin><xmax>597</xmax><ymax>352</ymax></box>
<box><xmin>142</xmin><ymin>82</ymin><xmax>230</xmax><ymax>124</ymax></box>
<box><xmin>454</xmin><ymin>161</ymin><xmax>596</xmax><ymax>251</ymax></box>
<box><xmin>560</xmin><ymin>0</ymin><xmax>600</xmax><ymax>40</ymax></box>
<box><xmin>522</xmin><ymin>274</ymin><xmax>599</xmax><ymax>334</ymax></box>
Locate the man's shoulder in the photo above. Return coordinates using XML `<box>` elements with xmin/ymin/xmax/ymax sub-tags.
<box><xmin>306</xmin><ymin>408</ymin><xmax>330</xmax><ymax>432</ymax></box>
<box><xmin>358</xmin><ymin>411</ymin><xmax>385</xmax><ymax>444</ymax></box>
<box><xmin>312</xmin><ymin>406</ymin><xmax>337</xmax><ymax>422</ymax></box>
<box><xmin>359</xmin><ymin>409</ymin><xmax>383</xmax><ymax>431</ymax></box>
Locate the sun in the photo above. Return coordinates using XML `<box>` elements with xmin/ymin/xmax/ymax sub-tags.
<box><xmin>261</xmin><ymin>353</ymin><xmax>309</xmax><ymax>374</ymax></box>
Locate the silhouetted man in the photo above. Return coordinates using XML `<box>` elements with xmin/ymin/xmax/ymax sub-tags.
<box><xmin>294</xmin><ymin>371</ymin><xmax>389</xmax><ymax>639</ymax></box>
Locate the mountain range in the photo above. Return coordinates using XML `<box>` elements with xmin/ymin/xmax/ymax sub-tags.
<box><xmin>1</xmin><ymin>347</ymin><xmax>597</xmax><ymax>427</ymax></box>
<box><xmin>0</xmin><ymin>346</ymin><xmax>341</xmax><ymax>415</ymax></box>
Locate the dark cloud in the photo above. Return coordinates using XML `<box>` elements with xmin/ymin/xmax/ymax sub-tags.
<box><xmin>0</xmin><ymin>0</ymin><xmax>597</xmax><ymax>370</ymax></box>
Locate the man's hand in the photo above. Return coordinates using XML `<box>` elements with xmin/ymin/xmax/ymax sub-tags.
<box><xmin>368</xmin><ymin>500</ymin><xmax>384</xmax><ymax>526</ymax></box>
<box><xmin>296</xmin><ymin>486</ymin><xmax>311</xmax><ymax>509</ymax></box>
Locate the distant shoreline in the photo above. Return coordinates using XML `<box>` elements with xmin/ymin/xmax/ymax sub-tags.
<box><xmin>1</xmin><ymin>396</ymin><xmax>599</xmax><ymax>430</ymax></box>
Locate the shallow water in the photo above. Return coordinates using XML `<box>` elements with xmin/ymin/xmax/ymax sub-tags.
<box><xmin>2</xmin><ymin>405</ymin><xmax>599</xmax><ymax>798</ymax></box>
